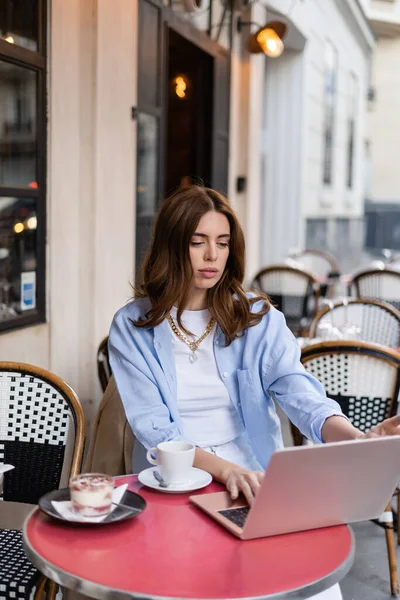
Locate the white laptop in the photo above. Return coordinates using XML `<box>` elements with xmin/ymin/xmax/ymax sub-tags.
<box><xmin>190</xmin><ymin>436</ymin><xmax>400</xmax><ymax>539</ymax></box>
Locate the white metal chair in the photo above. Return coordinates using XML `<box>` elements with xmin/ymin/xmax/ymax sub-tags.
<box><xmin>299</xmin><ymin>341</ymin><xmax>400</xmax><ymax>595</ymax></box>
<box><xmin>251</xmin><ymin>264</ymin><xmax>320</xmax><ymax>336</ymax></box>
<box><xmin>309</xmin><ymin>298</ymin><xmax>400</xmax><ymax>347</ymax></box>
<box><xmin>0</xmin><ymin>362</ymin><xmax>86</xmax><ymax>600</ymax></box>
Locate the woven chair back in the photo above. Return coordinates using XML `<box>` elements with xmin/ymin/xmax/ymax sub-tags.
<box><xmin>301</xmin><ymin>341</ymin><xmax>400</xmax><ymax>433</ymax></box>
<box><xmin>349</xmin><ymin>269</ymin><xmax>400</xmax><ymax>311</ymax></box>
<box><xmin>292</xmin><ymin>249</ymin><xmax>339</xmax><ymax>279</ymax></box>
<box><xmin>252</xmin><ymin>264</ymin><xmax>319</xmax><ymax>335</ymax></box>
<box><xmin>0</xmin><ymin>362</ymin><xmax>85</xmax><ymax>504</ymax></box>
<box><xmin>309</xmin><ymin>299</ymin><xmax>400</xmax><ymax>347</ymax></box>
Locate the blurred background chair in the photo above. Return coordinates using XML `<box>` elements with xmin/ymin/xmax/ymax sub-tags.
<box><xmin>347</xmin><ymin>268</ymin><xmax>400</xmax><ymax>311</ymax></box>
<box><xmin>251</xmin><ymin>264</ymin><xmax>320</xmax><ymax>336</ymax></box>
<box><xmin>288</xmin><ymin>248</ymin><xmax>340</xmax><ymax>279</ymax></box>
<box><xmin>295</xmin><ymin>341</ymin><xmax>400</xmax><ymax>595</ymax></box>
<box><xmin>97</xmin><ymin>336</ymin><xmax>112</xmax><ymax>393</ymax></box>
<box><xmin>286</xmin><ymin>249</ymin><xmax>340</xmax><ymax>298</ymax></box>
<box><xmin>309</xmin><ymin>298</ymin><xmax>400</xmax><ymax>347</ymax></box>
<box><xmin>0</xmin><ymin>362</ymin><xmax>86</xmax><ymax>600</ymax></box>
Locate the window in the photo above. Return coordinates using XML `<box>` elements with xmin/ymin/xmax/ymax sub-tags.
<box><xmin>0</xmin><ymin>0</ymin><xmax>46</xmax><ymax>331</ymax></box>
<box><xmin>347</xmin><ymin>73</ymin><xmax>358</xmax><ymax>189</ymax></box>
<box><xmin>322</xmin><ymin>41</ymin><xmax>338</xmax><ymax>186</ymax></box>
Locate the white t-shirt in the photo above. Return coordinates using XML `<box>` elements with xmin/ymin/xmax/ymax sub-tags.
<box><xmin>169</xmin><ymin>307</ymin><xmax>244</xmax><ymax>447</ymax></box>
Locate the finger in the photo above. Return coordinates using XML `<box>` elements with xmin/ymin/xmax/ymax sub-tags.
<box><xmin>364</xmin><ymin>430</ymin><xmax>379</xmax><ymax>439</ymax></box>
<box><xmin>228</xmin><ymin>480</ymin><xmax>239</xmax><ymax>500</ymax></box>
<box><xmin>239</xmin><ymin>480</ymin><xmax>254</xmax><ymax>506</ymax></box>
<box><xmin>246</xmin><ymin>473</ymin><xmax>262</xmax><ymax>497</ymax></box>
<box><xmin>386</xmin><ymin>426</ymin><xmax>400</xmax><ymax>436</ymax></box>
<box><xmin>383</xmin><ymin>415</ymin><xmax>400</xmax><ymax>427</ymax></box>
<box><xmin>376</xmin><ymin>417</ymin><xmax>400</xmax><ymax>436</ymax></box>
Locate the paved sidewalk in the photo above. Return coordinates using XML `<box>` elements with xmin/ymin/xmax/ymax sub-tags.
<box><xmin>341</xmin><ymin>520</ymin><xmax>397</xmax><ymax>600</ymax></box>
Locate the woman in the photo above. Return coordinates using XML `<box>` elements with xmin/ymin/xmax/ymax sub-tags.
<box><xmin>109</xmin><ymin>186</ymin><xmax>399</xmax><ymax>598</ymax></box>
<box><xmin>109</xmin><ymin>183</ymin><xmax>400</xmax><ymax>492</ymax></box>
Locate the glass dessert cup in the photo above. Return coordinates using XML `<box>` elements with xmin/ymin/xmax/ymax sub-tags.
<box><xmin>69</xmin><ymin>473</ymin><xmax>115</xmax><ymax>517</ymax></box>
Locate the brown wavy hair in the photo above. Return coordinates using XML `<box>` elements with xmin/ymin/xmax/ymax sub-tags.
<box><xmin>133</xmin><ymin>185</ymin><xmax>270</xmax><ymax>345</ymax></box>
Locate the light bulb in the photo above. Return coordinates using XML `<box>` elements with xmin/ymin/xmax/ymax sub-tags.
<box><xmin>26</xmin><ymin>216</ymin><xmax>37</xmax><ymax>230</ymax></box>
<box><xmin>256</xmin><ymin>28</ymin><xmax>284</xmax><ymax>58</ymax></box>
<box><xmin>174</xmin><ymin>76</ymin><xmax>187</xmax><ymax>99</ymax></box>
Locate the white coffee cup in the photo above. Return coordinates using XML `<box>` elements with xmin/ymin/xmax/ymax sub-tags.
<box><xmin>146</xmin><ymin>441</ymin><xmax>195</xmax><ymax>484</ymax></box>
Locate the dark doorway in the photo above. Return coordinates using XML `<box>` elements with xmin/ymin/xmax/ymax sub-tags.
<box><xmin>135</xmin><ymin>0</ymin><xmax>231</xmax><ymax>280</ymax></box>
<box><xmin>165</xmin><ymin>30</ymin><xmax>213</xmax><ymax>194</ymax></box>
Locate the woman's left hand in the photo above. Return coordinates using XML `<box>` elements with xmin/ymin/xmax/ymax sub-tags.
<box><xmin>363</xmin><ymin>415</ymin><xmax>400</xmax><ymax>438</ymax></box>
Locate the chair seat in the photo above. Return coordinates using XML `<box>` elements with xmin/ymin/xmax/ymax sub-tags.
<box><xmin>0</xmin><ymin>529</ymin><xmax>39</xmax><ymax>600</ymax></box>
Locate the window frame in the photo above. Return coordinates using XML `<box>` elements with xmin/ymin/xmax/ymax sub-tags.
<box><xmin>322</xmin><ymin>40</ymin><xmax>338</xmax><ymax>187</ymax></box>
<box><xmin>0</xmin><ymin>0</ymin><xmax>46</xmax><ymax>333</ymax></box>
<box><xmin>346</xmin><ymin>72</ymin><xmax>358</xmax><ymax>190</ymax></box>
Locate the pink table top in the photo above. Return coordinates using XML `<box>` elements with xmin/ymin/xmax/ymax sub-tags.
<box><xmin>23</xmin><ymin>476</ymin><xmax>354</xmax><ymax>600</ymax></box>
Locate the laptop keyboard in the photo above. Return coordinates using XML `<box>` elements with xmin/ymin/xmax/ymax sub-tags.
<box><xmin>218</xmin><ymin>506</ymin><xmax>250</xmax><ymax>528</ymax></box>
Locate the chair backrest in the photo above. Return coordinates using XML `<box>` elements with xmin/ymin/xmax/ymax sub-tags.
<box><xmin>348</xmin><ymin>268</ymin><xmax>400</xmax><ymax>311</ymax></box>
<box><xmin>301</xmin><ymin>341</ymin><xmax>400</xmax><ymax>432</ymax></box>
<box><xmin>291</xmin><ymin>249</ymin><xmax>340</xmax><ymax>279</ymax></box>
<box><xmin>97</xmin><ymin>336</ymin><xmax>112</xmax><ymax>393</ymax></box>
<box><xmin>0</xmin><ymin>362</ymin><xmax>85</xmax><ymax>504</ymax></box>
<box><xmin>387</xmin><ymin>260</ymin><xmax>400</xmax><ymax>272</ymax></box>
<box><xmin>309</xmin><ymin>298</ymin><xmax>400</xmax><ymax>347</ymax></box>
<box><xmin>252</xmin><ymin>264</ymin><xmax>320</xmax><ymax>335</ymax></box>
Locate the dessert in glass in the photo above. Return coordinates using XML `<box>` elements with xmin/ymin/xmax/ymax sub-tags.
<box><xmin>69</xmin><ymin>473</ymin><xmax>115</xmax><ymax>517</ymax></box>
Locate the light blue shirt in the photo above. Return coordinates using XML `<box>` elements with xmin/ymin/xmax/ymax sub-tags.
<box><xmin>109</xmin><ymin>297</ymin><xmax>346</xmax><ymax>470</ymax></box>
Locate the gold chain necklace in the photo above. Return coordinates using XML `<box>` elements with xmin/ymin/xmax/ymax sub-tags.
<box><xmin>167</xmin><ymin>314</ymin><xmax>216</xmax><ymax>363</ymax></box>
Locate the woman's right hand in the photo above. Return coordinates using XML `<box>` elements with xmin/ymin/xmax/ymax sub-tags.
<box><xmin>222</xmin><ymin>467</ymin><xmax>264</xmax><ymax>506</ymax></box>
<box><xmin>193</xmin><ymin>447</ymin><xmax>263</xmax><ymax>505</ymax></box>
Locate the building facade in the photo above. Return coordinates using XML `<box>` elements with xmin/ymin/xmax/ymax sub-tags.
<box><xmin>360</xmin><ymin>0</ymin><xmax>400</xmax><ymax>251</ymax></box>
<box><xmin>259</xmin><ymin>0</ymin><xmax>374</xmax><ymax>272</ymax></box>
<box><xmin>0</xmin><ymin>0</ymin><xmax>373</xmax><ymax>425</ymax></box>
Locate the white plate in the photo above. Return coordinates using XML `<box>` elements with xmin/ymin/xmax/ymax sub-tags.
<box><xmin>138</xmin><ymin>466</ymin><xmax>212</xmax><ymax>494</ymax></box>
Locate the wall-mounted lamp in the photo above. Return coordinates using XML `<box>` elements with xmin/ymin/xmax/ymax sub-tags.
<box><xmin>237</xmin><ymin>16</ymin><xmax>287</xmax><ymax>58</ymax></box>
<box><xmin>3</xmin><ymin>34</ymin><xmax>15</xmax><ymax>44</ymax></box>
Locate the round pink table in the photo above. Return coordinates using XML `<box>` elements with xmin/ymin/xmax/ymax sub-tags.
<box><xmin>23</xmin><ymin>476</ymin><xmax>354</xmax><ymax>600</ymax></box>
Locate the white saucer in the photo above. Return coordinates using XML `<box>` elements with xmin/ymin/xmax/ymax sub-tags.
<box><xmin>138</xmin><ymin>466</ymin><xmax>212</xmax><ymax>494</ymax></box>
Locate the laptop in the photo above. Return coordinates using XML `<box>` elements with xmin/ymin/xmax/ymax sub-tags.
<box><xmin>190</xmin><ymin>436</ymin><xmax>400</xmax><ymax>539</ymax></box>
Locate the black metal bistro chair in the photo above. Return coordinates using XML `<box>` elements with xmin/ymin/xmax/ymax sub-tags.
<box><xmin>97</xmin><ymin>336</ymin><xmax>112</xmax><ymax>393</ymax></box>
<box><xmin>0</xmin><ymin>362</ymin><xmax>86</xmax><ymax>600</ymax></box>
